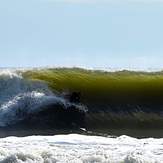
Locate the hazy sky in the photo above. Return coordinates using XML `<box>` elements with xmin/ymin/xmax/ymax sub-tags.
<box><xmin>1</xmin><ymin>0</ymin><xmax>163</xmax><ymax>70</ymax></box>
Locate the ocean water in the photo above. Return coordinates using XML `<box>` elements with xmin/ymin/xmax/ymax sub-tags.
<box><xmin>1</xmin><ymin>134</ymin><xmax>163</xmax><ymax>163</ymax></box>
<box><xmin>1</xmin><ymin>68</ymin><xmax>163</xmax><ymax>162</ymax></box>
<box><xmin>0</xmin><ymin>69</ymin><xmax>85</xmax><ymax>128</ymax></box>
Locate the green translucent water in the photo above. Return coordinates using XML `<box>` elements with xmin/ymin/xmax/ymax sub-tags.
<box><xmin>22</xmin><ymin>68</ymin><xmax>163</xmax><ymax>131</ymax></box>
<box><xmin>23</xmin><ymin>68</ymin><xmax>163</xmax><ymax>105</ymax></box>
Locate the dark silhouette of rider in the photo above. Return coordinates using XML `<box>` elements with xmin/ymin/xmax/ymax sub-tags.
<box><xmin>69</xmin><ymin>92</ymin><xmax>81</xmax><ymax>103</ymax></box>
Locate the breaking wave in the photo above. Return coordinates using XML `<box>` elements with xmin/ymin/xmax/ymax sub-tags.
<box><xmin>0</xmin><ymin>69</ymin><xmax>85</xmax><ymax>128</ymax></box>
<box><xmin>1</xmin><ymin>68</ymin><xmax>163</xmax><ymax>163</ymax></box>
<box><xmin>1</xmin><ymin>68</ymin><xmax>163</xmax><ymax>133</ymax></box>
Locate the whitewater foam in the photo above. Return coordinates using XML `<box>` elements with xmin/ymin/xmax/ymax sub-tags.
<box><xmin>0</xmin><ymin>134</ymin><xmax>162</xmax><ymax>163</ymax></box>
<box><xmin>0</xmin><ymin>69</ymin><xmax>82</xmax><ymax>127</ymax></box>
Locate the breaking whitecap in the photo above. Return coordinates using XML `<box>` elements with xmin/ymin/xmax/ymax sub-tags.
<box><xmin>0</xmin><ymin>69</ymin><xmax>85</xmax><ymax>127</ymax></box>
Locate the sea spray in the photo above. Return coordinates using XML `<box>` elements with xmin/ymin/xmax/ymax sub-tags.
<box><xmin>0</xmin><ymin>69</ymin><xmax>85</xmax><ymax>127</ymax></box>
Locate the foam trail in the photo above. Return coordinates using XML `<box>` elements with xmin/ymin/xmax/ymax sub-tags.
<box><xmin>0</xmin><ymin>134</ymin><xmax>162</xmax><ymax>163</ymax></box>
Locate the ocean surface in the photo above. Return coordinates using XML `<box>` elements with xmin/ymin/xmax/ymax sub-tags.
<box><xmin>1</xmin><ymin>68</ymin><xmax>163</xmax><ymax>162</ymax></box>
<box><xmin>1</xmin><ymin>134</ymin><xmax>163</xmax><ymax>163</ymax></box>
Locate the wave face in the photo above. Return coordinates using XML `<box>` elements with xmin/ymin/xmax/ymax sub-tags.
<box><xmin>0</xmin><ymin>134</ymin><xmax>163</xmax><ymax>163</ymax></box>
<box><xmin>0</xmin><ymin>69</ymin><xmax>85</xmax><ymax>128</ymax></box>
<box><xmin>22</xmin><ymin>68</ymin><xmax>163</xmax><ymax>130</ymax></box>
<box><xmin>2</xmin><ymin>68</ymin><xmax>163</xmax><ymax>133</ymax></box>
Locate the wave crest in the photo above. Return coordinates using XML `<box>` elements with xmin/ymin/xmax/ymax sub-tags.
<box><xmin>0</xmin><ymin>70</ymin><xmax>85</xmax><ymax>127</ymax></box>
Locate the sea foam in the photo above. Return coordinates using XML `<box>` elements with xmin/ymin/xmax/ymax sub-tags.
<box><xmin>0</xmin><ymin>134</ymin><xmax>162</xmax><ymax>163</ymax></box>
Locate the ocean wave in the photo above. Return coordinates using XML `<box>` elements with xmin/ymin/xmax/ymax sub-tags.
<box><xmin>22</xmin><ymin>68</ymin><xmax>163</xmax><ymax>129</ymax></box>
<box><xmin>0</xmin><ymin>134</ymin><xmax>162</xmax><ymax>163</ymax></box>
<box><xmin>1</xmin><ymin>68</ymin><xmax>163</xmax><ymax>131</ymax></box>
<box><xmin>0</xmin><ymin>70</ymin><xmax>86</xmax><ymax>128</ymax></box>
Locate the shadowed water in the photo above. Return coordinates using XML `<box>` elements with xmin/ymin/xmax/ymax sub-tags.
<box><xmin>1</xmin><ymin>68</ymin><xmax>163</xmax><ymax>139</ymax></box>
